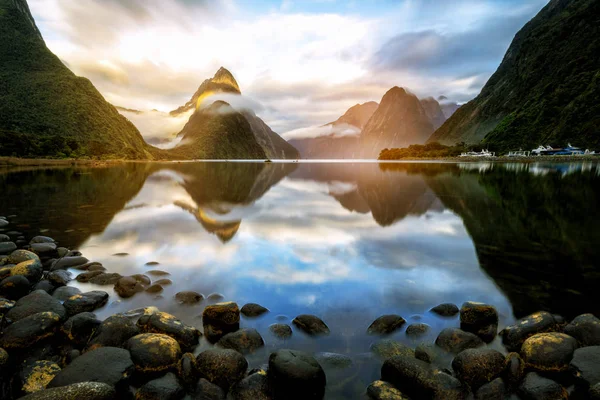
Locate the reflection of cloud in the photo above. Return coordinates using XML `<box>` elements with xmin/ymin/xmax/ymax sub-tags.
<box><xmin>118</xmin><ymin>109</ymin><xmax>193</xmax><ymax>144</ymax></box>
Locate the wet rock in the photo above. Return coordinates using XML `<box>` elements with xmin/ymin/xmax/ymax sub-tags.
<box><xmin>367</xmin><ymin>380</ymin><xmax>410</xmax><ymax>400</ymax></box>
<box><xmin>145</xmin><ymin>284</ymin><xmax>163</xmax><ymax>294</ymax></box>
<box><xmin>452</xmin><ymin>348</ymin><xmax>506</xmax><ymax>389</ymax></box>
<box><xmin>0</xmin><ymin>311</ymin><xmax>62</xmax><ymax>349</ymax></box>
<box><xmin>268</xmin><ymin>349</ymin><xmax>326</xmax><ymax>400</ymax></box>
<box><xmin>564</xmin><ymin>314</ymin><xmax>600</xmax><ymax>347</ymax></box>
<box><xmin>202</xmin><ymin>302</ymin><xmax>240</xmax><ymax>343</ymax></box>
<box><xmin>229</xmin><ymin>370</ymin><xmax>273</xmax><ymax>400</ymax></box>
<box><xmin>371</xmin><ymin>339</ymin><xmax>415</xmax><ymax>359</ymax></box>
<box><xmin>207</xmin><ymin>293</ymin><xmax>224</xmax><ymax>301</ymax></box>
<box><xmin>193</xmin><ymin>378</ymin><xmax>225</xmax><ymax>400</ymax></box>
<box><xmin>217</xmin><ymin>328</ymin><xmax>264</xmax><ymax>355</ymax></box>
<box><xmin>60</xmin><ymin>312</ymin><xmax>101</xmax><ymax>347</ymax></box>
<box><xmin>292</xmin><ymin>314</ymin><xmax>330</xmax><ymax>336</ymax></box>
<box><xmin>367</xmin><ymin>314</ymin><xmax>406</xmax><ymax>335</ymax></box>
<box><xmin>145</xmin><ymin>261</ymin><xmax>160</xmax><ymax>266</ymax></box>
<box><xmin>475</xmin><ymin>377</ymin><xmax>506</xmax><ymax>400</ymax></box>
<box><xmin>430</xmin><ymin>303</ymin><xmax>459</xmax><ymax>317</ymax></box>
<box><xmin>415</xmin><ymin>342</ymin><xmax>443</xmax><ymax>364</ymax></box>
<box><xmin>75</xmin><ymin>271</ymin><xmax>103</xmax><ymax>283</ymax></box>
<box><xmin>381</xmin><ymin>355</ymin><xmax>467</xmax><ymax>400</ymax></box>
<box><xmin>48</xmin><ymin>347</ymin><xmax>134</xmax><ymax>389</ymax></box>
<box><xmin>505</xmin><ymin>352</ymin><xmax>526</xmax><ymax>388</ymax></box>
<box><xmin>33</xmin><ymin>280</ymin><xmax>55</xmax><ymax>294</ymax></box>
<box><xmin>406</xmin><ymin>323</ymin><xmax>430</xmax><ymax>338</ymax></box>
<box><xmin>175</xmin><ymin>291</ymin><xmax>203</xmax><ymax>305</ymax></box>
<box><xmin>196</xmin><ymin>348</ymin><xmax>248</xmax><ymax>390</ymax></box>
<box><xmin>47</xmin><ymin>270</ymin><xmax>71</xmax><ymax>287</ymax></box>
<box><xmin>0</xmin><ymin>274</ymin><xmax>30</xmax><ymax>300</ymax></box>
<box><xmin>88</xmin><ymin>272</ymin><xmax>122</xmax><ymax>285</ymax></box>
<box><xmin>86</xmin><ymin>263</ymin><xmax>106</xmax><ymax>272</ymax></box>
<box><xmin>591</xmin><ymin>383</ymin><xmax>600</xmax><ymax>399</ymax></box>
<box><xmin>137</xmin><ymin>311</ymin><xmax>201</xmax><ymax>352</ymax></box>
<box><xmin>127</xmin><ymin>333</ymin><xmax>181</xmax><ymax>374</ymax></box>
<box><xmin>11</xmin><ymin>258</ymin><xmax>44</xmax><ymax>283</ymax></box>
<box><xmin>19</xmin><ymin>382</ymin><xmax>116</xmax><ymax>400</ymax></box>
<box><xmin>518</xmin><ymin>372</ymin><xmax>568</xmax><ymax>400</ymax></box>
<box><xmin>50</xmin><ymin>256</ymin><xmax>89</xmax><ymax>271</ymax></box>
<box><xmin>63</xmin><ymin>291</ymin><xmax>109</xmax><ymax>316</ymax></box>
<box><xmin>501</xmin><ymin>311</ymin><xmax>560</xmax><ymax>352</ymax></box>
<box><xmin>241</xmin><ymin>303</ymin><xmax>269</xmax><ymax>317</ymax></box>
<box><xmin>269</xmin><ymin>323</ymin><xmax>292</xmax><ymax>339</ymax></box>
<box><xmin>30</xmin><ymin>243</ymin><xmax>58</xmax><ymax>258</ymax></box>
<box><xmin>154</xmin><ymin>278</ymin><xmax>172</xmax><ymax>285</ymax></box>
<box><xmin>569</xmin><ymin>346</ymin><xmax>600</xmax><ymax>388</ymax></box>
<box><xmin>146</xmin><ymin>270</ymin><xmax>170</xmax><ymax>276</ymax></box>
<box><xmin>460</xmin><ymin>302</ymin><xmax>498</xmax><ymax>343</ymax></box>
<box><xmin>0</xmin><ymin>347</ymin><xmax>7</xmax><ymax>367</ymax></box>
<box><xmin>435</xmin><ymin>327</ymin><xmax>484</xmax><ymax>354</ymax></box>
<box><xmin>87</xmin><ymin>314</ymin><xmax>140</xmax><ymax>350</ymax></box>
<box><xmin>7</xmin><ymin>290</ymin><xmax>66</xmax><ymax>322</ymax></box>
<box><xmin>56</xmin><ymin>247</ymin><xmax>69</xmax><ymax>258</ymax></box>
<box><xmin>521</xmin><ymin>332</ymin><xmax>578</xmax><ymax>373</ymax></box>
<box><xmin>315</xmin><ymin>352</ymin><xmax>353</xmax><ymax>369</ymax></box>
<box><xmin>20</xmin><ymin>360</ymin><xmax>61</xmax><ymax>394</ymax></box>
<box><xmin>0</xmin><ymin>297</ymin><xmax>16</xmax><ymax>316</ymax></box>
<box><xmin>66</xmin><ymin>349</ymin><xmax>80</xmax><ymax>364</ymax></box>
<box><xmin>115</xmin><ymin>276</ymin><xmax>146</xmax><ymax>298</ymax></box>
<box><xmin>0</xmin><ymin>234</ymin><xmax>10</xmax><ymax>242</ymax></box>
<box><xmin>131</xmin><ymin>273</ymin><xmax>151</xmax><ymax>286</ymax></box>
<box><xmin>136</xmin><ymin>372</ymin><xmax>185</xmax><ymax>400</ymax></box>
<box><xmin>177</xmin><ymin>352</ymin><xmax>198</xmax><ymax>388</ymax></box>
<box><xmin>0</xmin><ymin>242</ymin><xmax>17</xmax><ymax>255</ymax></box>
<box><xmin>52</xmin><ymin>286</ymin><xmax>81</xmax><ymax>301</ymax></box>
<box><xmin>30</xmin><ymin>236</ymin><xmax>56</xmax><ymax>244</ymax></box>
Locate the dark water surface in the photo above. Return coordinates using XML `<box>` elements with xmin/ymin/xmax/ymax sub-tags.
<box><xmin>1</xmin><ymin>161</ymin><xmax>599</xmax><ymax>398</ymax></box>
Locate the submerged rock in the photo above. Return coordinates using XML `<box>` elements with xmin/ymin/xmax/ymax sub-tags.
<box><xmin>415</xmin><ymin>342</ymin><xmax>444</xmax><ymax>364</ymax></box>
<box><xmin>435</xmin><ymin>327</ymin><xmax>484</xmax><ymax>354</ymax></box>
<box><xmin>75</xmin><ymin>271</ymin><xmax>103</xmax><ymax>283</ymax></box>
<box><xmin>175</xmin><ymin>291</ymin><xmax>203</xmax><ymax>305</ymax></box>
<box><xmin>0</xmin><ymin>311</ymin><xmax>62</xmax><ymax>350</ymax></box>
<box><xmin>501</xmin><ymin>311</ymin><xmax>560</xmax><ymax>352</ymax></box>
<box><xmin>202</xmin><ymin>302</ymin><xmax>240</xmax><ymax>343</ymax></box>
<box><xmin>564</xmin><ymin>314</ymin><xmax>600</xmax><ymax>347</ymax></box>
<box><xmin>137</xmin><ymin>311</ymin><xmax>201</xmax><ymax>352</ymax></box>
<box><xmin>114</xmin><ymin>276</ymin><xmax>146</xmax><ymax>298</ymax></box>
<box><xmin>268</xmin><ymin>349</ymin><xmax>326</xmax><ymax>400</ymax></box>
<box><xmin>88</xmin><ymin>272</ymin><xmax>122</xmax><ymax>285</ymax></box>
<box><xmin>127</xmin><ymin>333</ymin><xmax>182</xmax><ymax>374</ymax></box>
<box><xmin>217</xmin><ymin>328</ymin><xmax>264</xmax><ymax>355</ymax></box>
<box><xmin>367</xmin><ymin>380</ymin><xmax>410</xmax><ymax>400</ymax></box>
<box><xmin>520</xmin><ymin>332</ymin><xmax>578</xmax><ymax>372</ymax></box>
<box><xmin>269</xmin><ymin>323</ymin><xmax>292</xmax><ymax>339</ymax></box>
<box><xmin>19</xmin><ymin>382</ymin><xmax>116</xmax><ymax>400</ymax></box>
<box><xmin>240</xmin><ymin>303</ymin><xmax>269</xmax><ymax>317</ymax></box>
<box><xmin>371</xmin><ymin>339</ymin><xmax>415</xmax><ymax>359</ymax></box>
<box><xmin>136</xmin><ymin>372</ymin><xmax>185</xmax><ymax>400</ymax></box>
<box><xmin>451</xmin><ymin>348</ymin><xmax>505</xmax><ymax>390</ymax></box>
<box><xmin>51</xmin><ymin>256</ymin><xmax>89</xmax><ymax>271</ymax></box>
<box><xmin>430</xmin><ymin>303</ymin><xmax>459</xmax><ymax>317</ymax></box>
<box><xmin>367</xmin><ymin>315</ymin><xmax>406</xmax><ymax>335</ymax></box>
<box><xmin>406</xmin><ymin>323</ymin><xmax>430</xmax><ymax>338</ymax></box>
<box><xmin>315</xmin><ymin>352</ymin><xmax>353</xmax><ymax>370</ymax></box>
<box><xmin>292</xmin><ymin>314</ymin><xmax>330</xmax><ymax>336</ymax></box>
<box><xmin>196</xmin><ymin>348</ymin><xmax>248</xmax><ymax>390</ymax></box>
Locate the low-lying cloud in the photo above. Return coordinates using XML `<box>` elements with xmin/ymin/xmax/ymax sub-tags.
<box><xmin>282</xmin><ymin>123</ymin><xmax>361</xmax><ymax>140</ymax></box>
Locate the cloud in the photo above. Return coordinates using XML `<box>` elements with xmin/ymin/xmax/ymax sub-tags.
<box><xmin>282</xmin><ymin>123</ymin><xmax>361</xmax><ymax>140</ymax></box>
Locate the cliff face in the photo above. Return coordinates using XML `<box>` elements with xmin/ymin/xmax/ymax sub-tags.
<box><xmin>420</xmin><ymin>97</ymin><xmax>447</xmax><ymax>130</ymax></box>
<box><xmin>429</xmin><ymin>0</ymin><xmax>600</xmax><ymax>150</ymax></box>
<box><xmin>328</xmin><ymin>101</ymin><xmax>379</xmax><ymax>129</ymax></box>
<box><xmin>242</xmin><ymin>110</ymin><xmax>299</xmax><ymax>159</ymax></box>
<box><xmin>0</xmin><ymin>0</ymin><xmax>154</xmax><ymax>159</ymax></box>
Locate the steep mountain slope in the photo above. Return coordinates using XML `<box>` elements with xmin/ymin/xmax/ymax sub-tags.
<box><xmin>241</xmin><ymin>110</ymin><xmax>299</xmax><ymax>159</ymax></box>
<box><xmin>420</xmin><ymin>97</ymin><xmax>446</xmax><ymax>130</ymax></box>
<box><xmin>429</xmin><ymin>0</ymin><xmax>600</xmax><ymax>150</ymax></box>
<box><xmin>169</xmin><ymin>67</ymin><xmax>241</xmax><ymax>116</ymax></box>
<box><xmin>361</xmin><ymin>87</ymin><xmax>434</xmax><ymax>157</ymax></box>
<box><xmin>0</xmin><ymin>0</ymin><xmax>153</xmax><ymax>159</ymax></box>
<box><xmin>327</xmin><ymin>101</ymin><xmax>379</xmax><ymax>129</ymax></box>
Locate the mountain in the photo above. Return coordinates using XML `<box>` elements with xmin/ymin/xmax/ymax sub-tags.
<box><xmin>360</xmin><ymin>87</ymin><xmax>434</xmax><ymax>157</ymax></box>
<box><xmin>0</xmin><ymin>0</ymin><xmax>154</xmax><ymax>159</ymax></box>
<box><xmin>241</xmin><ymin>110</ymin><xmax>299</xmax><ymax>159</ymax></box>
<box><xmin>420</xmin><ymin>97</ymin><xmax>446</xmax><ymax>130</ymax></box>
<box><xmin>327</xmin><ymin>101</ymin><xmax>379</xmax><ymax>129</ymax></box>
<box><xmin>169</xmin><ymin>67</ymin><xmax>241</xmax><ymax>116</ymax></box>
<box><xmin>429</xmin><ymin>0</ymin><xmax>600</xmax><ymax>150</ymax></box>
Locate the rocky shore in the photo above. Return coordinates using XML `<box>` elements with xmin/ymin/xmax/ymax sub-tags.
<box><xmin>1</xmin><ymin>226</ymin><xmax>600</xmax><ymax>399</ymax></box>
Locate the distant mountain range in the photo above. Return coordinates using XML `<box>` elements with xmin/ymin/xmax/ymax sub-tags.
<box><xmin>429</xmin><ymin>0</ymin><xmax>600</xmax><ymax>151</ymax></box>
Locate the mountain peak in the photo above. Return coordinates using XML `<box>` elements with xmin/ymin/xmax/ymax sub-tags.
<box><xmin>212</xmin><ymin>66</ymin><xmax>240</xmax><ymax>93</ymax></box>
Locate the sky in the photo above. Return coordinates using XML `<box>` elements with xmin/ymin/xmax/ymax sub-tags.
<box><xmin>29</xmin><ymin>0</ymin><xmax>548</xmax><ymax>137</ymax></box>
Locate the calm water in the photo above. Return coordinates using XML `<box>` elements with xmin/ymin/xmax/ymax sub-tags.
<box><xmin>1</xmin><ymin>161</ymin><xmax>599</xmax><ymax>398</ymax></box>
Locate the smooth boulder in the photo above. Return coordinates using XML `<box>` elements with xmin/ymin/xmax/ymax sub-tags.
<box><xmin>452</xmin><ymin>348</ymin><xmax>505</xmax><ymax>389</ymax></box>
<box><xmin>569</xmin><ymin>346</ymin><xmax>600</xmax><ymax>388</ymax></box>
<box><xmin>564</xmin><ymin>314</ymin><xmax>600</xmax><ymax>347</ymax></box>
<box><xmin>240</xmin><ymin>303</ymin><xmax>269</xmax><ymax>317</ymax></box>
<box><xmin>202</xmin><ymin>302</ymin><xmax>240</xmax><ymax>343</ymax></box>
<box><xmin>459</xmin><ymin>302</ymin><xmax>498</xmax><ymax>343</ymax></box>
<box><xmin>63</xmin><ymin>291</ymin><xmax>109</xmax><ymax>315</ymax></box>
<box><xmin>367</xmin><ymin>315</ymin><xmax>406</xmax><ymax>335</ymax></box>
<box><xmin>0</xmin><ymin>311</ymin><xmax>62</xmax><ymax>349</ymax></box>
<box><xmin>6</xmin><ymin>290</ymin><xmax>66</xmax><ymax>322</ymax></box>
<box><xmin>136</xmin><ymin>372</ymin><xmax>185</xmax><ymax>400</ymax></box>
<box><xmin>137</xmin><ymin>311</ymin><xmax>201</xmax><ymax>352</ymax></box>
<box><xmin>521</xmin><ymin>332</ymin><xmax>578</xmax><ymax>372</ymax></box>
<box><xmin>268</xmin><ymin>349</ymin><xmax>326</xmax><ymax>400</ymax></box>
<box><xmin>127</xmin><ymin>333</ymin><xmax>182</xmax><ymax>374</ymax></box>
<box><xmin>292</xmin><ymin>314</ymin><xmax>330</xmax><ymax>336</ymax></box>
<box><xmin>518</xmin><ymin>372</ymin><xmax>568</xmax><ymax>400</ymax></box>
<box><xmin>87</xmin><ymin>314</ymin><xmax>141</xmax><ymax>350</ymax></box>
<box><xmin>435</xmin><ymin>327</ymin><xmax>484</xmax><ymax>354</ymax></box>
<box><xmin>216</xmin><ymin>328</ymin><xmax>264</xmax><ymax>355</ymax></box>
<box><xmin>196</xmin><ymin>349</ymin><xmax>248</xmax><ymax>390</ymax></box>
<box><xmin>501</xmin><ymin>311</ymin><xmax>559</xmax><ymax>352</ymax></box>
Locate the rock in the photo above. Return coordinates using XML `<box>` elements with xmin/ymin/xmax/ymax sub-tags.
<box><xmin>145</xmin><ymin>261</ymin><xmax>160</xmax><ymax>266</ymax></box>
<box><xmin>11</xmin><ymin>258</ymin><xmax>44</xmax><ymax>283</ymax></box>
<box><xmin>564</xmin><ymin>314</ymin><xmax>600</xmax><ymax>347</ymax></box>
<box><xmin>75</xmin><ymin>271</ymin><xmax>103</xmax><ymax>283</ymax></box>
<box><xmin>193</xmin><ymin>378</ymin><xmax>225</xmax><ymax>400</ymax></box>
<box><xmin>452</xmin><ymin>348</ymin><xmax>506</xmax><ymax>389</ymax></box>
<box><xmin>9</xmin><ymin>249</ymin><xmax>41</xmax><ymax>264</ymax></box>
<box><xmin>51</xmin><ymin>256</ymin><xmax>89</xmax><ymax>271</ymax></box>
<box><xmin>370</xmin><ymin>339</ymin><xmax>415</xmax><ymax>359</ymax></box>
<box><xmin>591</xmin><ymin>383</ymin><xmax>600</xmax><ymax>399</ymax></box>
<box><xmin>521</xmin><ymin>332</ymin><xmax>578</xmax><ymax>373</ymax></box>
<box><xmin>177</xmin><ymin>352</ymin><xmax>197</xmax><ymax>388</ymax></box>
<box><xmin>48</xmin><ymin>347</ymin><xmax>134</xmax><ymax>390</ymax></box>
<box><xmin>61</xmin><ymin>312</ymin><xmax>101</xmax><ymax>347</ymax></box>
<box><xmin>475</xmin><ymin>377</ymin><xmax>506</xmax><ymax>400</ymax></box>
<box><xmin>229</xmin><ymin>370</ymin><xmax>272</xmax><ymax>400</ymax></box>
<box><xmin>20</xmin><ymin>360</ymin><xmax>61</xmax><ymax>394</ymax></box>
<box><xmin>216</xmin><ymin>328</ymin><xmax>264</xmax><ymax>355</ymax></box>
<box><xmin>136</xmin><ymin>372</ymin><xmax>185</xmax><ymax>400</ymax></box>
<box><xmin>435</xmin><ymin>327</ymin><xmax>485</xmax><ymax>354</ymax></box>
<box><xmin>240</xmin><ymin>303</ymin><xmax>269</xmax><ymax>317</ymax></box>
<box><xmin>501</xmin><ymin>311</ymin><xmax>560</xmax><ymax>352</ymax></box>
<box><xmin>85</xmin><ymin>263</ymin><xmax>106</xmax><ymax>272</ymax></box>
<box><xmin>406</xmin><ymin>323</ymin><xmax>430</xmax><ymax>338</ymax></box>
<box><xmin>114</xmin><ymin>276</ymin><xmax>146</xmax><ymax>298</ymax></box>
<box><xmin>52</xmin><ymin>286</ymin><xmax>81</xmax><ymax>301</ymax></box>
<box><xmin>0</xmin><ymin>242</ymin><xmax>17</xmax><ymax>255</ymax></box>
<box><xmin>367</xmin><ymin>380</ymin><xmax>410</xmax><ymax>400</ymax></box>
<box><xmin>367</xmin><ymin>315</ymin><xmax>406</xmax><ymax>335</ymax></box>
<box><xmin>430</xmin><ymin>303</ymin><xmax>459</xmax><ymax>317</ymax></box>
<box><xmin>137</xmin><ymin>311</ymin><xmax>201</xmax><ymax>352</ymax></box>
<box><xmin>459</xmin><ymin>302</ymin><xmax>498</xmax><ymax>343</ymax></box>
<box><xmin>0</xmin><ymin>274</ymin><xmax>30</xmax><ymax>300</ymax></box>
<box><xmin>505</xmin><ymin>352</ymin><xmax>525</xmax><ymax>388</ymax></box>
<box><xmin>0</xmin><ymin>234</ymin><xmax>10</xmax><ymax>242</ymax></box>
<box><xmin>175</xmin><ymin>291</ymin><xmax>203</xmax><ymax>305</ymax></box>
<box><xmin>315</xmin><ymin>352</ymin><xmax>353</xmax><ymax>369</ymax></box>
<box><xmin>47</xmin><ymin>270</ymin><xmax>71</xmax><ymax>287</ymax></box>
<box><xmin>88</xmin><ymin>272</ymin><xmax>122</xmax><ymax>285</ymax></box>
<box><xmin>30</xmin><ymin>243</ymin><xmax>58</xmax><ymax>258</ymax></box>
<box><xmin>146</xmin><ymin>270</ymin><xmax>170</xmax><ymax>276</ymax></box>
<box><xmin>0</xmin><ymin>297</ymin><xmax>16</xmax><ymax>316</ymax></box>
<box><xmin>30</xmin><ymin>236</ymin><xmax>56</xmax><ymax>244</ymax></box>
<box><xmin>196</xmin><ymin>348</ymin><xmax>248</xmax><ymax>390</ymax></box>
<box><xmin>131</xmin><ymin>273</ymin><xmax>151</xmax><ymax>286</ymax></box>
<box><xmin>87</xmin><ymin>313</ymin><xmax>140</xmax><ymax>350</ymax></box>
<box><xmin>569</xmin><ymin>346</ymin><xmax>600</xmax><ymax>388</ymax></box>
<box><xmin>6</xmin><ymin>290</ymin><xmax>66</xmax><ymax>322</ymax></box>
<box><xmin>268</xmin><ymin>349</ymin><xmax>326</xmax><ymax>400</ymax></box>
<box><xmin>207</xmin><ymin>293</ymin><xmax>224</xmax><ymax>301</ymax></box>
<box><xmin>0</xmin><ymin>311</ymin><xmax>62</xmax><ymax>349</ymax></box>
<box><xmin>269</xmin><ymin>324</ymin><xmax>292</xmax><ymax>339</ymax></box>
<box><xmin>381</xmin><ymin>355</ymin><xmax>467</xmax><ymax>400</ymax></box>
<box><xmin>33</xmin><ymin>280</ymin><xmax>55</xmax><ymax>294</ymax></box>
<box><xmin>56</xmin><ymin>247</ymin><xmax>69</xmax><ymax>258</ymax></box>
<box><xmin>63</xmin><ymin>291</ymin><xmax>109</xmax><ymax>316</ymax></box>
<box><xmin>292</xmin><ymin>314</ymin><xmax>330</xmax><ymax>336</ymax></box>
<box><xmin>154</xmin><ymin>279</ymin><xmax>172</xmax><ymax>285</ymax></box>
<box><xmin>127</xmin><ymin>333</ymin><xmax>181</xmax><ymax>374</ymax></box>
<box><xmin>18</xmin><ymin>382</ymin><xmax>116</xmax><ymax>400</ymax></box>
<box><xmin>145</xmin><ymin>284</ymin><xmax>163</xmax><ymax>294</ymax></box>
<box><xmin>66</xmin><ymin>349</ymin><xmax>80</xmax><ymax>364</ymax></box>
<box><xmin>202</xmin><ymin>302</ymin><xmax>240</xmax><ymax>343</ymax></box>
<box><xmin>518</xmin><ymin>372</ymin><xmax>568</xmax><ymax>400</ymax></box>
<box><xmin>415</xmin><ymin>342</ymin><xmax>443</xmax><ymax>364</ymax></box>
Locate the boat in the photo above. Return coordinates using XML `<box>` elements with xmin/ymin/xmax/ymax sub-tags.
<box><xmin>507</xmin><ymin>149</ymin><xmax>530</xmax><ymax>157</ymax></box>
<box><xmin>531</xmin><ymin>144</ymin><xmax>586</xmax><ymax>156</ymax></box>
<box><xmin>460</xmin><ymin>149</ymin><xmax>496</xmax><ymax>157</ymax></box>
